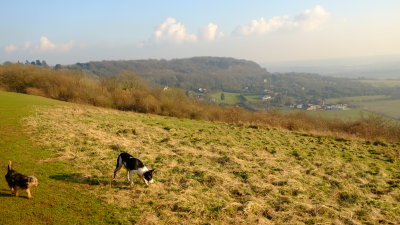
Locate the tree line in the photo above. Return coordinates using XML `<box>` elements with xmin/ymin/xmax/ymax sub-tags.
<box><xmin>69</xmin><ymin>57</ymin><xmax>393</xmax><ymax>106</ymax></box>
<box><xmin>1</xmin><ymin>63</ymin><xmax>399</xmax><ymax>142</ymax></box>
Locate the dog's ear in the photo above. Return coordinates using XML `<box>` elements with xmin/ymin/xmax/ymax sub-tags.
<box><xmin>150</xmin><ymin>169</ymin><xmax>155</xmax><ymax>174</ymax></box>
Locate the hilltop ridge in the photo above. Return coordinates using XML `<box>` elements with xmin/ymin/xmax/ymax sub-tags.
<box><xmin>69</xmin><ymin>57</ymin><xmax>269</xmax><ymax>92</ymax></box>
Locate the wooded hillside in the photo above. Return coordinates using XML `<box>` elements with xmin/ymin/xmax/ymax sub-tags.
<box><xmin>69</xmin><ymin>57</ymin><xmax>390</xmax><ymax>102</ymax></box>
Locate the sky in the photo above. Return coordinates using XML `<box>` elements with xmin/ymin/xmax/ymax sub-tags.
<box><xmin>1</xmin><ymin>0</ymin><xmax>400</xmax><ymax>65</ymax></box>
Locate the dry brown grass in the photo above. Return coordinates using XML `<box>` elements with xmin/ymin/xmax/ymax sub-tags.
<box><xmin>2</xmin><ymin>63</ymin><xmax>400</xmax><ymax>142</ymax></box>
<box><xmin>23</xmin><ymin>104</ymin><xmax>400</xmax><ymax>224</ymax></box>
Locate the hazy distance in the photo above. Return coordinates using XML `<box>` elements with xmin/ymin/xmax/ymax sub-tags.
<box><xmin>263</xmin><ymin>55</ymin><xmax>400</xmax><ymax>79</ymax></box>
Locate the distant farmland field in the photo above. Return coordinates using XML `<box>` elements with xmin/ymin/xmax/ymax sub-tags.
<box><xmin>305</xmin><ymin>109</ymin><xmax>375</xmax><ymax>121</ymax></box>
<box><xmin>360</xmin><ymin>79</ymin><xmax>400</xmax><ymax>87</ymax></box>
<box><xmin>211</xmin><ymin>92</ymin><xmax>262</xmax><ymax>104</ymax></box>
<box><xmin>325</xmin><ymin>95</ymin><xmax>400</xmax><ymax>120</ymax></box>
<box><xmin>211</xmin><ymin>92</ymin><xmax>242</xmax><ymax>104</ymax></box>
<box><xmin>325</xmin><ymin>95</ymin><xmax>389</xmax><ymax>104</ymax></box>
<box><xmin>359</xmin><ymin>99</ymin><xmax>400</xmax><ymax>119</ymax></box>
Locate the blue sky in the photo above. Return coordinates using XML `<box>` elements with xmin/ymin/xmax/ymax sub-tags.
<box><xmin>1</xmin><ymin>0</ymin><xmax>400</xmax><ymax>64</ymax></box>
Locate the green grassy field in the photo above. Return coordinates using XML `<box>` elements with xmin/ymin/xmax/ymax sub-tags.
<box><xmin>211</xmin><ymin>92</ymin><xmax>242</xmax><ymax>104</ymax></box>
<box><xmin>300</xmin><ymin>109</ymin><xmax>375</xmax><ymax>121</ymax></box>
<box><xmin>325</xmin><ymin>95</ymin><xmax>400</xmax><ymax>120</ymax></box>
<box><xmin>1</xmin><ymin>91</ymin><xmax>400</xmax><ymax>224</ymax></box>
<box><xmin>325</xmin><ymin>95</ymin><xmax>389</xmax><ymax>104</ymax></box>
<box><xmin>360</xmin><ymin>79</ymin><xmax>400</xmax><ymax>88</ymax></box>
<box><xmin>211</xmin><ymin>92</ymin><xmax>262</xmax><ymax>105</ymax></box>
<box><xmin>243</xmin><ymin>95</ymin><xmax>262</xmax><ymax>101</ymax></box>
<box><xmin>0</xmin><ymin>92</ymin><xmax>132</xmax><ymax>224</ymax></box>
<box><xmin>360</xmin><ymin>99</ymin><xmax>400</xmax><ymax>119</ymax></box>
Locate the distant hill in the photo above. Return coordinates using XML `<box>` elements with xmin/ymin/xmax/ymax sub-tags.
<box><xmin>68</xmin><ymin>57</ymin><xmax>389</xmax><ymax>103</ymax></box>
<box><xmin>69</xmin><ymin>57</ymin><xmax>269</xmax><ymax>93</ymax></box>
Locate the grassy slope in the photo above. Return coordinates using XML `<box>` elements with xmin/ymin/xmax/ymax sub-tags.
<box><xmin>1</xmin><ymin>91</ymin><xmax>400</xmax><ymax>224</ymax></box>
<box><xmin>0</xmin><ymin>91</ymin><xmax>132</xmax><ymax>224</ymax></box>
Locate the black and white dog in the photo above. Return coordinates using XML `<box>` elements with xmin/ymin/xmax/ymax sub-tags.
<box><xmin>113</xmin><ymin>153</ymin><xmax>155</xmax><ymax>185</ymax></box>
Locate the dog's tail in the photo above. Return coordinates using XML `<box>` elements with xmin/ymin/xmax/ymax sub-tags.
<box><xmin>8</xmin><ymin>161</ymin><xmax>12</xmax><ymax>172</ymax></box>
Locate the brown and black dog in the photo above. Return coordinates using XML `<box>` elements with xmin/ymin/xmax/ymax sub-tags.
<box><xmin>5</xmin><ymin>161</ymin><xmax>38</xmax><ymax>199</ymax></box>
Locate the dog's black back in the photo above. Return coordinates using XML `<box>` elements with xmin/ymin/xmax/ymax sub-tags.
<box><xmin>117</xmin><ymin>152</ymin><xmax>144</xmax><ymax>170</ymax></box>
<box><xmin>5</xmin><ymin>163</ymin><xmax>31</xmax><ymax>189</ymax></box>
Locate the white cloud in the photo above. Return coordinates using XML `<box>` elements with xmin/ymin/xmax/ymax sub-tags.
<box><xmin>294</xmin><ymin>5</ymin><xmax>331</xmax><ymax>31</ymax></box>
<box><xmin>39</xmin><ymin>36</ymin><xmax>75</xmax><ymax>52</ymax></box>
<box><xmin>24</xmin><ymin>41</ymin><xmax>32</xmax><ymax>49</ymax></box>
<box><xmin>4</xmin><ymin>44</ymin><xmax>17</xmax><ymax>53</ymax></box>
<box><xmin>3</xmin><ymin>37</ymin><xmax>77</xmax><ymax>54</ymax></box>
<box><xmin>144</xmin><ymin>18</ymin><xmax>223</xmax><ymax>46</ymax></box>
<box><xmin>199</xmin><ymin>23</ymin><xmax>224</xmax><ymax>41</ymax></box>
<box><xmin>234</xmin><ymin>5</ymin><xmax>331</xmax><ymax>36</ymax></box>
<box><xmin>234</xmin><ymin>16</ymin><xmax>290</xmax><ymax>35</ymax></box>
<box><xmin>153</xmin><ymin>18</ymin><xmax>197</xmax><ymax>43</ymax></box>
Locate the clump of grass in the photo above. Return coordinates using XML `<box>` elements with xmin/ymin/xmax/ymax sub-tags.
<box><xmin>291</xmin><ymin>150</ymin><xmax>302</xmax><ymax>160</ymax></box>
<box><xmin>265</xmin><ymin>146</ymin><xmax>277</xmax><ymax>154</ymax></box>
<box><xmin>159</xmin><ymin>137</ymin><xmax>170</xmax><ymax>143</ymax></box>
<box><xmin>116</xmin><ymin>128</ymin><xmax>137</xmax><ymax>135</ymax></box>
<box><xmin>373</xmin><ymin>140</ymin><xmax>388</xmax><ymax>146</ymax></box>
<box><xmin>271</xmin><ymin>180</ymin><xmax>288</xmax><ymax>186</ymax></box>
<box><xmin>338</xmin><ymin>192</ymin><xmax>359</xmax><ymax>206</ymax></box>
<box><xmin>216</xmin><ymin>155</ymin><xmax>231</xmax><ymax>165</ymax></box>
<box><xmin>233</xmin><ymin>171</ymin><xmax>250</xmax><ymax>182</ymax></box>
<box><xmin>109</xmin><ymin>144</ymin><xmax>125</xmax><ymax>152</ymax></box>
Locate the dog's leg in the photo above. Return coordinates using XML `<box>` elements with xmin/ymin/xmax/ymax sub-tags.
<box><xmin>140</xmin><ymin>175</ymin><xmax>149</xmax><ymax>186</ymax></box>
<box><xmin>128</xmin><ymin>170</ymin><xmax>134</xmax><ymax>185</ymax></box>
<box><xmin>113</xmin><ymin>156</ymin><xmax>123</xmax><ymax>179</ymax></box>
<box><xmin>113</xmin><ymin>168</ymin><xmax>120</xmax><ymax>179</ymax></box>
<box><xmin>111</xmin><ymin>161</ymin><xmax>123</xmax><ymax>187</ymax></box>
<box><xmin>14</xmin><ymin>188</ymin><xmax>19</xmax><ymax>197</ymax></box>
<box><xmin>26</xmin><ymin>188</ymin><xmax>32</xmax><ymax>199</ymax></box>
<box><xmin>10</xmin><ymin>187</ymin><xmax>14</xmax><ymax>195</ymax></box>
<box><xmin>137</xmin><ymin>174</ymin><xmax>147</xmax><ymax>185</ymax></box>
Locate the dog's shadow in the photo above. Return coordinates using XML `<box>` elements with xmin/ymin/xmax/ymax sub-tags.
<box><xmin>0</xmin><ymin>188</ymin><xmax>28</xmax><ymax>198</ymax></box>
<box><xmin>49</xmin><ymin>173</ymin><xmax>145</xmax><ymax>189</ymax></box>
<box><xmin>49</xmin><ymin>173</ymin><xmax>109</xmax><ymax>186</ymax></box>
<box><xmin>0</xmin><ymin>188</ymin><xmax>12</xmax><ymax>198</ymax></box>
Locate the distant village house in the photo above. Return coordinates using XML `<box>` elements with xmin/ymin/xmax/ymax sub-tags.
<box><xmin>262</xmin><ymin>95</ymin><xmax>272</xmax><ymax>101</ymax></box>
